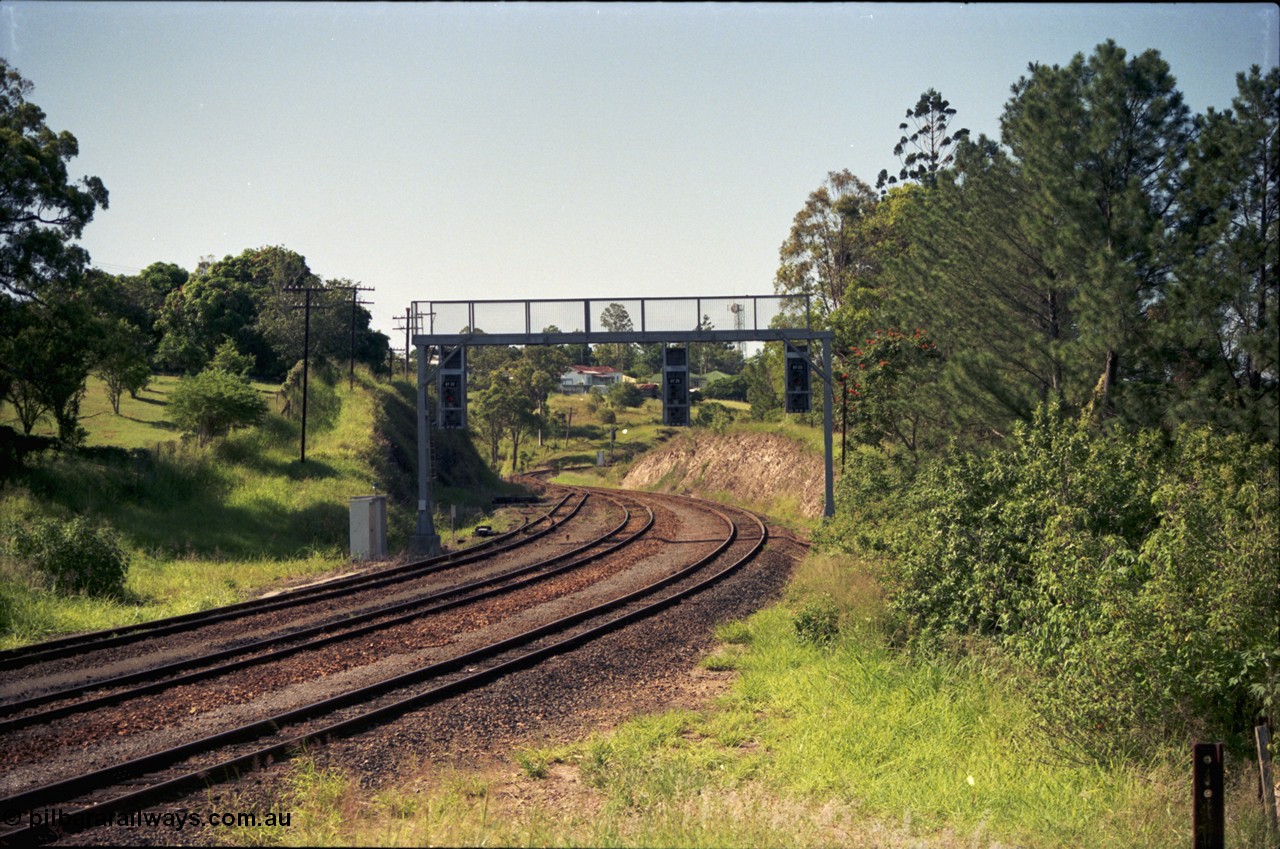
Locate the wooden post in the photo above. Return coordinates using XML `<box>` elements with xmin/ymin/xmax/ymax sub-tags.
<box><xmin>1193</xmin><ymin>742</ymin><xmax>1224</xmax><ymax>849</ymax></box>
<box><xmin>349</xmin><ymin>287</ymin><xmax>358</xmax><ymax>389</ymax></box>
<box><xmin>300</xmin><ymin>288</ymin><xmax>311</xmax><ymax>464</ymax></box>
<box><xmin>1258</xmin><ymin>724</ymin><xmax>1278</xmax><ymax>830</ymax></box>
<box><xmin>404</xmin><ymin>307</ymin><xmax>411</xmax><ymax>379</ymax></box>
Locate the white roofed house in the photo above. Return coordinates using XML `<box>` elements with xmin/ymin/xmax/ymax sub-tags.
<box><xmin>560</xmin><ymin>365</ymin><xmax>624</xmax><ymax>394</ymax></box>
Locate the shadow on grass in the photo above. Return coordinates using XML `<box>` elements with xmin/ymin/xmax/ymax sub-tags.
<box><xmin>217</xmin><ymin>445</ymin><xmax>340</xmax><ymax>482</ymax></box>
<box><xmin>113</xmin><ymin>493</ymin><xmax>349</xmax><ymax>560</ymax></box>
<box><xmin>286</xmin><ymin>458</ymin><xmax>339</xmax><ymax>481</ymax></box>
<box><xmin>121</xmin><ymin>415</ymin><xmax>177</xmax><ymax>429</ymax></box>
<box><xmin>18</xmin><ymin>443</ymin><xmax>347</xmax><ymax>561</ymax></box>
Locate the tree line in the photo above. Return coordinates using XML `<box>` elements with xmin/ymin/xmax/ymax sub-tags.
<box><xmin>776</xmin><ymin>41</ymin><xmax>1276</xmax><ymax>450</ymax></box>
<box><xmin>0</xmin><ymin>58</ymin><xmax>389</xmax><ymax>449</ymax></box>
<box><xmin>792</xmin><ymin>42</ymin><xmax>1277</xmax><ymax>757</ymax></box>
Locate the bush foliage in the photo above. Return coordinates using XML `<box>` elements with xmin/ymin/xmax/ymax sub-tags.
<box><xmin>169</xmin><ymin>367</ymin><xmax>268</xmax><ymax>445</ymax></box>
<box><xmin>6</xmin><ymin>516</ymin><xmax>129</xmax><ymax>597</ymax></box>
<box><xmin>824</xmin><ymin>403</ymin><xmax>1278</xmax><ymax>756</ymax></box>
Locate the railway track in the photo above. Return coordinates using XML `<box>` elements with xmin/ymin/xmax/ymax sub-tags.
<box><xmin>0</xmin><ymin>488</ymin><xmax>619</xmax><ymax>711</ymax></box>
<box><xmin>0</xmin><ymin>489</ymin><xmax>581</xmax><ymax>672</ymax></box>
<box><xmin>0</xmin><ymin>486</ymin><xmax>768</xmax><ymax>847</ymax></box>
<box><xmin>0</xmin><ymin>492</ymin><xmax>648</xmax><ymax>734</ymax></box>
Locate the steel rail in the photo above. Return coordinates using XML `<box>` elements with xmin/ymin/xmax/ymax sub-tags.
<box><xmin>0</xmin><ymin>492</ymin><xmax>573</xmax><ymax>667</ymax></box>
<box><xmin>0</xmin><ymin>495</ymin><xmax>766</xmax><ymax>847</ymax></box>
<box><xmin>0</xmin><ymin>494</ymin><xmax>652</xmax><ymax>732</ymax></box>
<box><xmin>0</xmin><ymin>491</ymin><xmax>583</xmax><ymax>671</ymax></box>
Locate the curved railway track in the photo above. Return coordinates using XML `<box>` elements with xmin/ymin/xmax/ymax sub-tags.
<box><xmin>0</xmin><ymin>489</ymin><xmax>581</xmax><ymax>671</ymax></box>
<box><xmin>0</xmin><ymin>494</ymin><xmax>649</xmax><ymax>734</ymax></box>
<box><xmin>0</xmin><ymin>485</ymin><xmax>769</xmax><ymax>847</ymax></box>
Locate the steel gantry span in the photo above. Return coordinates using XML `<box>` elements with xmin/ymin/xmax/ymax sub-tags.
<box><xmin>408</xmin><ymin>295</ymin><xmax>834</xmax><ymax>554</ymax></box>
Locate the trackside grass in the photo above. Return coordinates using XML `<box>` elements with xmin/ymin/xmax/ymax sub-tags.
<box><xmin>214</xmin><ymin>551</ymin><xmax>1277</xmax><ymax>848</ymax></box>
<box><xmin>0</xmin><ymin>370</ymin><xmax>507</xmax><ymax>650</ymax></box>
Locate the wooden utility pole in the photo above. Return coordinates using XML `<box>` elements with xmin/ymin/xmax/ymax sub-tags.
<box><xmin>285</xmin><ymin>282</ymin><xmax>373</xmax><ymax>463</ymax></box>
<box><xmin>392</xmin><ymin>307</ymin><xmax>414</xmax><ymax>380</ymax></box>
<box><xmin>299</xmin><ymin>288</ymin><xmax>313</xmax><ymax>463</ymax></box>
<box><xmin>346</xmin><ymin>285</ymin><xmax>374</xmax><ymax>389</ymax></box>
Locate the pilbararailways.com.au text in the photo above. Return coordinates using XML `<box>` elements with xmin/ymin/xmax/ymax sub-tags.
<box><xmin>5</xmin><ymin>807</ymin><xmax>293</xmax><ymax>833</ymax></box>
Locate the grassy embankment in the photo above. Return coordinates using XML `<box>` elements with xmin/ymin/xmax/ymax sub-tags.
<box><xmin>216</xmin><ymin>397</ymin><xmax>1275</xmax><ymax>848</ymax></box>
<box><xmin>0</xmin><ymin>371</ymin><xmax>510</xmax><ymax>650</ymax></box>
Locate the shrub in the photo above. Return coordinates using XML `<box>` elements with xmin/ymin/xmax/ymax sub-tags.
<box><xmin>701</xmin><ymin>374</ymin><xmax>748</xmax><ymax>401</ymax></box>
<box><xmin>815</xmin><ymin>444</ymin><xmax>918</xmax><ymax>555</ymax></box>
<box><xmin>7</xmin><ymin>516</ymin><xmax>129</xmax><ymax>597</ymax></box>
<box><xmin>169</xmin><ymin>367</ymin><xmax>268</xmax><ymax>445</ymax></box>
<box><xmin>694</xmin><ymin>401</ymin><xmax>734</xmax><ymax>433</ymax></box>
<box><xmin>606</xmin><ymin>380</ymin><xmax>644</xmax><ymax>409</ymax></box>
<box><xmin>208</xmin><ymin>339</ymin><xmax>255</xmax><ymax>379</ymax></box>
<box><xmin>872</xmin><ymin>402</ymin><xmax>1278</xmax><ymax>755</ymax></box>
<box><xmin>793</xmin><ymin>595</ymin><xmax>840</xmax><ymax>646</ymax></box>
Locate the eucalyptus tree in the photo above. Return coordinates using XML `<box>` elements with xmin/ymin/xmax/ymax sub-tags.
<box><xmin>471</xmin><ymin>366</ymin><xmax>538</xmax><ymax>472</ymax></box>
<box><xmin>95</xmin><ymin>318</ymin><xmax>151</xmax><ymax>413</ymax></box>
<box><xmin>0</xmin><ymin>59</ymin><xmax>107</xmax><ymax>302</ymax></box>
<box><xmin>593</xmin><ymin>303</ymin><xmax>636</xmax><ymax>373</ymax></box>
<box><xmin>0</xmin><ymin>59</ymin><xmax>109</xmax><ymax>444</ymax></box>
<box><xmin>516</xmin><ymin>341</ymin><xmax>572</xmax><ymax>417</ymax></box>
<box><xmin>774</xmin><ymin>170</ymin><xmax>881</xmax><ymax>325</ymax></box>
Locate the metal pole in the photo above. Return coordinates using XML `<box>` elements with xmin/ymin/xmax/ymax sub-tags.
<box><xmin>414</xmin><ymin>341</ymin><xmax>441</xmax><ymax>555</ymax></box>
<box><xmin>822</xmin><ymin>336</ymin><xmax>834</xmax><ymax>518</ymax></box>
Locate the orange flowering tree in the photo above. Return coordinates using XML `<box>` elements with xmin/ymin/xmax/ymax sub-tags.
<box><xmin>839</xmin><ymin>327</ymin><xmax>942</xmax><ymax>453</ymax></box>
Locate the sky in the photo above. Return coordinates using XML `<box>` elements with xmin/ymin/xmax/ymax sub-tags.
<box><xmin>3</xmin><ymin>2</ymin><xmax>1277</xmax><ymax>339</ymax></box>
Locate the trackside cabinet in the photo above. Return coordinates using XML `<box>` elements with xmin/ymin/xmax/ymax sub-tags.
<box><xmin>350</xmin><ymin>495</ymin><xmax>387</xmax><ymax>561</ymax></box>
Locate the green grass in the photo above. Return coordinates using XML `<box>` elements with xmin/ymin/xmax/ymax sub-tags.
<box><xmin>0</xmin><ymin>369</ymin><xmax>506</xmax><ymax>650</ymax></box>
<box><xmin>1</xmin><ymin>374</ymin><xmax>281</xmax><ymax>450</ymax></box>
<box><xmin>221</xmin><ymin>551</ymin><xmax>1278</xmax><ymax>848</ymax></box>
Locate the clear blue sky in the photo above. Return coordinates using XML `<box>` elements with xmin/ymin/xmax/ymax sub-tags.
<box><xmin>4</xmin><ymin>2</ymin><xmax>1276</xmax><ymax>337</ymax></box>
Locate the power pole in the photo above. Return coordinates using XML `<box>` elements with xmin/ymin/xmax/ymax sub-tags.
<box><xmin>393</xmin><ymin>307</ymin><xmax>413</xmax><ymax>380</ymax></box>
<box><xmin>347</xmin><ymin>285</ymin><xmax>374</xmax><ymax>389</ymax></box>
<box><xmin>282</xmin><ymin>287</ymin><xmax>317</xmax><ymax>464</ymax></box>
<box><xmin>284</xmin><ymin>282</ymin><xmax>372</xmax><ymax>463</ymax></box>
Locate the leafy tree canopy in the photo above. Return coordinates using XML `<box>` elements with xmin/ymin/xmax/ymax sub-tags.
<box><xmin>0</xmin><ymin>59</ymin><xmax>108</xmax><ymax>301</ymax></box>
